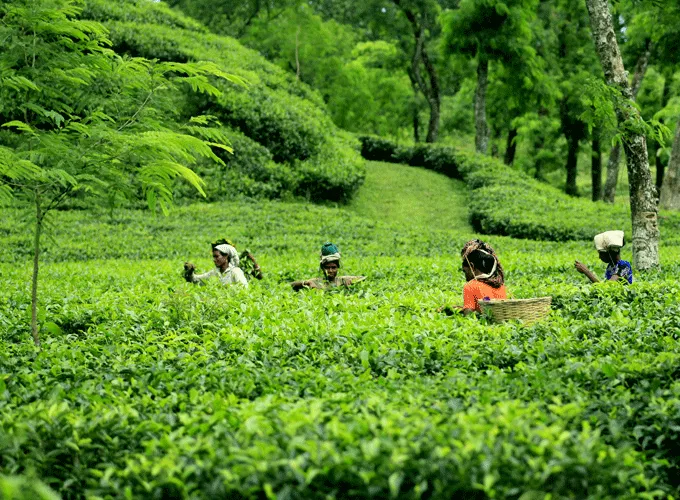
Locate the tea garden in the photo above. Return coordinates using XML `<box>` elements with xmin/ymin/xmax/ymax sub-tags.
<box><xmin>2</xmin><ymin>160</ymin><xmax>680</xmax><ymax>499</ymax></box>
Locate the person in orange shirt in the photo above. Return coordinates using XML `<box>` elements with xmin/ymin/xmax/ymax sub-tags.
<box><xmin>460</xmin><ymin>239</ymin><xmax>507</xmax><ymax>314</ymax></box>
<box><xmin>441</xmin><ymin>239</ymin><xmax>507</xmax><ymax>315</ymax></box>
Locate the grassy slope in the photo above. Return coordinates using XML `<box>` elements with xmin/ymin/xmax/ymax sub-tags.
<box><xmin>348</xmin><ymin>161</ymin><xmax>471</xmax><ymax>232</ymax></box>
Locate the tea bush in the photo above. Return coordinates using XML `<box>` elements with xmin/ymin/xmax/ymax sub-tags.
<box><xmin>358</xmin><ymin>135</ymin><xmax>680</xmax><ymax>241</ymax></box>
<box><xmin>173</xmin><ymin>128</ymin><xmax>297</xmax><ymax>202</ymax></box>
<box><xmin>2</xmin><ymin>190</ymin><xmax>680</xmax><ymax>498</ymax></box>
<box><xmin>81</xmin><ymin>0</ymin><xmax>365</xmax><ymax>203</ymax></box>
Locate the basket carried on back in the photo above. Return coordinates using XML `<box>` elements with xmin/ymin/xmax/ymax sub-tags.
<box><xmin>478</xmin><ymin>296</ymin><xmax>552</xmax><ymax>324</ymax></box>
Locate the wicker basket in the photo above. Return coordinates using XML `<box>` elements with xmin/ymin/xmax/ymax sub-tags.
<box><xmin>478</xmin><ymin>296</ymin><xmax>552</xmax><ymax>324</ymax></box>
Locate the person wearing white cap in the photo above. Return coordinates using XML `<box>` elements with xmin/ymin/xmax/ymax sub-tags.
<box><xmin>574</xmin><ymin>230</ymin><xmax>633</xmax><ymax>284</ymax></box>
<box><xmin>183</xmin><ymin>240</ymin><xmax>249</xmax><ymax>287</ymax></box>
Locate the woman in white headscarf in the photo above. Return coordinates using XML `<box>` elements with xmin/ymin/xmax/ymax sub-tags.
<box><xmin>183</xmin><ymin>241</ymin><xmax>248</xmax><ymax>287</ymax></box>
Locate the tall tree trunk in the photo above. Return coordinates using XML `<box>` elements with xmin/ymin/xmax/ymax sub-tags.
<box><xmin>659</xmin><ymin>123</ymin><xmax>680</xmax><ymax>210</ymax></box>
<box><xmin>655</xmin><ymin>80</ymin><xmax>670</xmax><ymax>194</ymax></box>
<box><xmin>421</xmin><ymin>48</ymin><xmax>440</xmax><ymax>143</ymax></box>
<box><xmin>409</xmin><ymin>77</ymin><xmax>420</xmax><ymax>143</ymax></box>
<box><xmin>491</xmin><ymin>127</ymin><xmax>500</xmax><ymax>157</ymax></box>
<box><xmin>602</xmin><ymin>142</ymin><xmax>622</xmax><ymax>203</ymax></box>
<box><xmin>602</xmin><ymin>39</ymin><xmax>652</xmax><ymax>203</ymax></box>
<box><xmin>591</xmin><ymin>127</ymin><xmax>602</xmax><ymax>201</ymax></box>
<box><xmin>655</xmin><ymin>139</ymin><xmax>664</xmax><ymax>193</ymax></box>
<box><xmin>397</xmin><ymin>1</ymin><xmax>440</xmax><ymax>143</ymax></box>
<box><xmin>31</xmin><ymin>192</ymin><xmax>43</xmax><ymax>348</ymax></box>
<box><xmin>565</xmin><ymin>136</ymin><xmax>579</xmax><ymax>196</ymax></box>
<box><xmin>504</xmin><ymin>128</ymin><xmax>517</xmax><ymax>165</ymax></box>
<box><xmin>586</xmin><ymin>0</ymin><xmax>659</xmax><ymax>269</ymax></box>
<box><xmin>475</xmin><ymin>55</ymin><xmax>489</xmax><ymax>154</ymax></box>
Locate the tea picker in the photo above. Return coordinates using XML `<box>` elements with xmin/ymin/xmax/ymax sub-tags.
<box><xmin>574</xmin><ymin>230</ymin><xmax>633</xmax><ymax>284</ymax></box>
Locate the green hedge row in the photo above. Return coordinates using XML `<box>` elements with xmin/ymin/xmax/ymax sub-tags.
<box><xmin>359</xmin><ymin>135</ymin><xmax>636</xmax><ymax>241</ymax></box>
<box><xmin>82</xmin><ymin>0</ymin><xmax>365</xmax><ymax>203</ymax></box>
<box><xmin>174</xmin><ymin>129</ymin><xmax>365</xmax><ymax>203</ymax></box>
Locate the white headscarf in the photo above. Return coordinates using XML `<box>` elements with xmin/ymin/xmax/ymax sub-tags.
<box><xmin>214</xmin><ymin>244</ymin><xmax>240</xmax><ymax>267</ymax></box>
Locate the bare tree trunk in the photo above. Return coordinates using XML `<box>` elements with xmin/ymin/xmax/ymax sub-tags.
<box><xmin>395</xmin><ymin>0</ymin><xmax>440</xmax><ymax>143</ymax></box>
<box><xmin>421</xmin><ymin>47</ymin><xmax>440</xmax><ymax>143</ymax></box>
<box><xmin>565</xmin><ymin>136</ymin><xmax>579</xmax><ymax>196</ymax></box>
<box><xmin>586</xmin><ymin>0</ymin><xmax>658</xmax><ymax>269</ymax></box>
<box><xmin>31</xmin><ymin>192</ymin><xmax>43</xmax><ymax>348</ymax></box>
<box><xmin>411</xmin><ymin>83</ymin><xmax>420</xmax><ymax>143</ymax></box>
<box><xmin>602</xmin><ymin>142</ymin><xmax>622</xmax><ymax>203</ymax></box>
<box><xmin>591</xmin><ymin>127</ymin><xmax>602</xmax><ymax>201</ymax></box>
<box><xmin>656</xmin><ymin>80</ymin><xmax>670</xmax><ymax>194</ymax></box>
<box><xmin>655</xmin><ymin>139</ymin><xmax>665</xmax><ymax>193</ymax></box>
<box><xmin>659</xmin><ymin>123</ymin><xmax>680</xmax><ymax>210</ymax></box>
<box><xmin>602</xmin><ymin>39</ymin><xmax>652</xmax><ymax>203</ymax></box>
<box><xmin>491</xmin><ymin>127</ymin><xmax>500</xmax><ymax>157</ymax></box>
<box><xmin>407</xmin><ymin>72</ymin><xmax>421</xmax><ymax>142</ymax></box>
<box><xmin>475</xmin><ymin>55</ymin><xmax>489</xmax><ymax>154</ymax></box>
<box><xmin>504</xmin><ymin>128</ymin><xmax>517</xmax><ymax>165</ymax></box>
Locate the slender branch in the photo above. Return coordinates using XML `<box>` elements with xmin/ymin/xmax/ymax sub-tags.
<box><xmin>117</xmin><ymin>90</ymin><xmax>155</xmax><ymax>132</ymax></box>
<box><xmin>44</xmin><ymin>184</ymin><xmax>74</xmax><ymax>213</ymax></box>
<box><xmin>30</xmin><ymin>187</ymin><xmax>43</xmax><ymax>348</ymax></box>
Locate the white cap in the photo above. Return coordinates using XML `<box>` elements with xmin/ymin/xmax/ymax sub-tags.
<box><xmin>594</xmin><ymin>230</ymin><xmax>625</xmax><ymax>252</ymax></box>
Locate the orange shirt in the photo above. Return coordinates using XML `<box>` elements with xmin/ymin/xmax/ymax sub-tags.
<box><xmin>463</xmin><ymin>280</ymin><xmax>507</xmax><ymax>312</ymax></box>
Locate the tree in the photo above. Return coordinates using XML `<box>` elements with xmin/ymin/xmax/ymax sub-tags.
<box><xmin>165</xmin><ymin>0</ymin><xmax>301</xmax><ymax>38</ymax></box>
<box><xmin>0</xmin><ymin>0</ymin><xmax>236</xmax><ymax>346</ymax></box>
<box><xmin>585</xmin><ymin>0</ymin><xmax>659</xmax><ymax>269</ymax></box>
<box><xmin>392</xmin><ymin>0</ymin><xmax>442</xmax><ymax>142</ymax></box>
<box><xmin>602</xmin><ymin>0</ymin><xmax>680</xmax><ymax>202</ymax></box>
<box><xmin>312</xmin><ymin>0</ymin><xmax>446</xmax><ymax>143</ymax></box>
<box><xmin>602</xmin><ymin>39</ymin><xmax>652</xmax><ymax>202</ymax></box>
<box><xmin>535</xmin><ymin>0</ymin><xmax>602</xmax><ymax>197</ymax></box>
<box><xmin>442</xmin><ymin>0</ymin><xmax>539</xmax><ymax>154</ymax></box>
<box><xmin>659</xmin><ymin>121</ymin><xmax>680</xmax><ymax>210</ymax></box>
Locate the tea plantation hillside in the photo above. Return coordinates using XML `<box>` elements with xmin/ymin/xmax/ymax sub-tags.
<box><xmin>3</xmin><ymin>162</ymin><xmax>680</xmax><ymax>498</ymax></box>
<box><xmin>80</xmin><ymin>0</ymin><xmax>365</xmax><ymax>203</ymax></box>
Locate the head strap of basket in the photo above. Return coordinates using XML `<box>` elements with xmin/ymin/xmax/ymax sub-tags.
<box><xmin>461</xmin><ymin>239</ymin><xmax>504</xmax><ymax>288</ymax></box>
<box><xmin>593</xmin><ymin>230</ymin><xmax>625</xmax><ymax>252</ymax></box>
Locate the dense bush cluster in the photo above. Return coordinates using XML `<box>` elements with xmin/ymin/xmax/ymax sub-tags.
<box><xmin>81</xmin><ymin>0</ymin><xmax>365</xmax><ymax>203</ymax></box>
<box><xmin>174</xmin><ymin>128</ymin><xmax>297</xmax><ymax>201</ymax></box>
<box><xmin>358</xmin><ymin>135</ymin><xmax>670</xmax><ymax>241</ymax></box>
<box><xmin>2</xmin><ymin>200</ymin><xmax>680</xmax><ymax>498</ymax></box>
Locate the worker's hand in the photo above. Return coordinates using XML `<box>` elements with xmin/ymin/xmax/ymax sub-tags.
<box><xmin>437</xmin><ymin>305</ymin><xmax>462</xmax><ymax>315</ymax></box>
<box><xmin>183</xmin><ymin>262</ymin><xmax>195</xmax><ymax>273</ymax></box>
<box><xmin>574</xmin><ymin>260</ymin><xmax>588</xmax><ymax>274</ymax></box>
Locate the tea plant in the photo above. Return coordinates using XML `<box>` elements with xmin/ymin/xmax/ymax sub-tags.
<box><xmin>2</xmin><ymin>180</ymin><xmax>680</xmax><ymax>497</ymax></box>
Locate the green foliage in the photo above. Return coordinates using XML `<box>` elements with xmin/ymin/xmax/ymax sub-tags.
<box><xmin>0</xmin><ymin>476</ymin><xmax>59</xmax><ymax>500</ymax></box>
<box><xmin>358</xmin><ymin>135</ymin><xmax>680</xmax><ymax>240</ymax></box>
<box><xmin>442</xmin><ymin>0</ymin><xmax>539</xmax><ymax>62</ymax></box>
<box><xmin>0</xmin><ymin>0</ymin><xmax>239</xmax><ymax>214</ymax></box>
<box><xmin>175</xmin><ymin>128</ymin><xmax>296</xmax><ymax>202</ymax></box>
<box><xmin>2</xmin><ymin>194</ymin><xmax>680</xmax><ymax>497</ymax></box>
<box><xmin>82</xmin><ymin>0</ymin><xmax>366</xmax><ymax>203</ymax></box>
